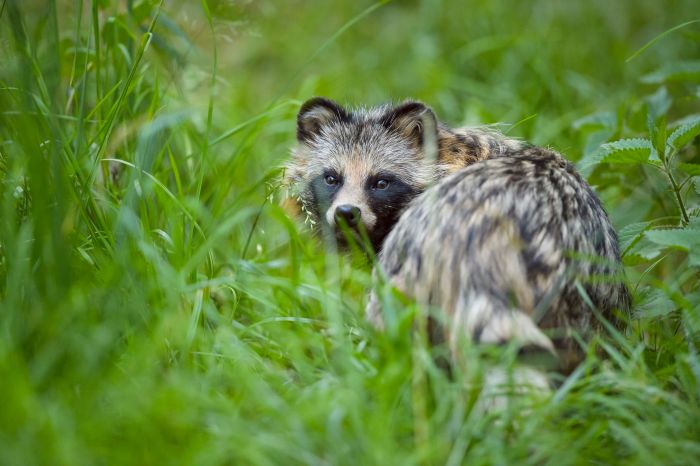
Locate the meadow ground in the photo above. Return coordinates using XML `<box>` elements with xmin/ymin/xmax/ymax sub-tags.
<box><xmin>1</xmin><ymin>1</ymin><xmax>700</xmax><ymax>464</ymax></box>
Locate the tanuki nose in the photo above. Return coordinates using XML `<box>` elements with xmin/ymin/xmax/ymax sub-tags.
<box><xmin>334</xmin><ymin>204</ymin><xmax>361</xmax><ymax>227</ymax></box>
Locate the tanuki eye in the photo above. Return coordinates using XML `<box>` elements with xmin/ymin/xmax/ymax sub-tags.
<box><xmin>324</xmin><ymin>174</ymin><xmax>339</xmax><ymax>186</ymax></box>
<box><xmin>374</xmin><ymin>179</ymin><xmax>390</xmax><ymax>190</ymax></box>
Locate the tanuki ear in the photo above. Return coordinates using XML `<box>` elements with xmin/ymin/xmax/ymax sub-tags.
<box><xmin>297</xmin><ymin>97</ymin><xmax>349</xmax><ymax>143</ymax></box>
<box><xmin>380</xmin><ymin>100</ymin><xmax>438</xmax><ymax>147</ymax></box>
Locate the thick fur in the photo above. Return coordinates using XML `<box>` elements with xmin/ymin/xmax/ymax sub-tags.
<box><xmin>284</xmin><ymin>97</ymin><xmax>525</xmax><ymax>251</ymax></box>
<box><xmin>286</xmin><ymin>97</ymin><xmax>629</xmax><ymax>376</ymax></box>
<box><xmin>366</xmin><ymin>146</ymin><xmax>630</xmax><ymax>372</ymax></box>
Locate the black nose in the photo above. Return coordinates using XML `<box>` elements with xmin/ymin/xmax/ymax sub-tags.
<box><xmin>335</xmin><ymin>204</ymin><xmax>361</xmax><ymax>227</ymax></box>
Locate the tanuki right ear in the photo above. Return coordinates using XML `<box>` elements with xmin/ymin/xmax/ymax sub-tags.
<box><xmin>380</xmin><ymin>100</ymin><xmax>438</xmax><ymax>148</ymax></box>
<box><xmin>297</xmin><ymin>97</ymin><xmax>349</xmax><ymax>143</ymax></box>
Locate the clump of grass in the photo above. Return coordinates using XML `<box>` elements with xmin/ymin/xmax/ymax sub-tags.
<box><xmin>1</xmin><ymin>1</ymin><xmax>699</xmax><ymax>464</ymax></box>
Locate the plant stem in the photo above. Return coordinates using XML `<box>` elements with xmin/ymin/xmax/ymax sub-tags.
<box><xmin>664</xmin><ymin>158</ymin><xmax>690</xmax><ymax>226</ymax></box>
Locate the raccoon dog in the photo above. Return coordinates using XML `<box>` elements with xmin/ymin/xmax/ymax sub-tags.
<box><xmin>285</xmin><ymin>97</ymin><xmax>629</xmax><ymax>378</ymax></box>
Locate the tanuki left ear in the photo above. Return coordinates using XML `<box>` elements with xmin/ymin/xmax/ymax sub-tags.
<box><xmin>380</xmin><ymin>101</ymin><xmax>438</xmax><ymax>147</ymax></box>
<box><xmin>296</xmin><ymin>97</ymin><xmax>350</xmax><ymax>143</ymax></box>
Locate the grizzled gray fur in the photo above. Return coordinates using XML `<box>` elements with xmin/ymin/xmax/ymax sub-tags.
<box><xmin>286</xmin><ymin>97</ymin><xmax>629</xmax><ymax>375</ymax></box>
<box><xmin>366</xmin><ymin>146</ymin><xmax>630</xmax><ymax>372</ymax></box>
<box><xmin>284</xmin><ymin>97</ymin><xmax>525</xmax><ymax>251</ymax></box>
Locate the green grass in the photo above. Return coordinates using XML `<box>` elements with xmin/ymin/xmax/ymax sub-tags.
<box><xmin>1</xmin><ymin>0</ymin><xmax>699</xmax><ymax>464</ymax></box>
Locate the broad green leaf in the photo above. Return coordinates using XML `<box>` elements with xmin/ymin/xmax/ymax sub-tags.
<box><xmin>641</xmin><ymin>60</ymin><xmax>700</xmax><ymax>84</ymax></box>
<box><xmin>678</xmin><ymin>163</ymin><xmax>700</xmax><ymax>177</ymax></box>
<box><xmin>689</xmin><ymin>216</ymin><xmax>700</xmax><ymax>229</ymax></box>
<box><xmin>695</xmin><ymin>177</ymin><xmax>700</xmax><ymax>195</ymax></box>
<box><xmin>634</xmin><ymin>286</ymin><xmax>676</xmax><ymax>318</ymax></box>
<box><xmin>645</xmin><ymin>228</ymin><xmax>700</xmax><ymax>251</ymax></box>
<box><xmin>618</xmin><ymin>221</ymin><xmax>653</xmax><ymax>254</ymax></box>
<box><xmin>623</xmin><ymin>235</ymin><xmax>665</xmax><ymax>265</ymax></box>
<box><xmin>598</xmin><ymin>138</ymin><xmax>654</xmax><ymax>164</ymax></box>
<box><xmin>647</xmin><ymin>111</ymin><xmax>667</xmax><ymax>158</ymax></box>
<box><xmin>643</xmin><ymin>228</ymin><xmax>700</xmax><ymax>268</ymax></box>
<box><xmin>668</xmin><ymin>116</ymin><xmax>700</xmax><ymax>150</ymax></box>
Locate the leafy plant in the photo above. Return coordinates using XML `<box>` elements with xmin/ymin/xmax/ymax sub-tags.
<box><xmin>1</xmin><ymin>1</ymin><xmax>700</xmax><ymax>465</ymax></box>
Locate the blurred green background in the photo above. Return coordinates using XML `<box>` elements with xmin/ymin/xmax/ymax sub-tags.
<box><xmin>1</xmin><ymin>0</ymin><xmax>699</xmax><ymax>464</ymax></box>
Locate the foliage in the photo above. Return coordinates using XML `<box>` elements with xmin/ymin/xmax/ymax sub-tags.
<box><xmin>1</xmin><ymin>0</ymin><xmax>699</xmax><ymax>464</ymax></box>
